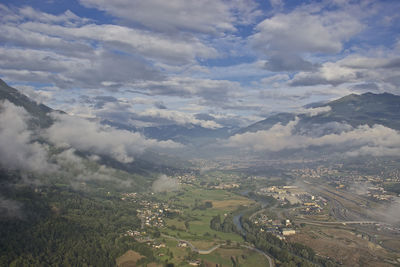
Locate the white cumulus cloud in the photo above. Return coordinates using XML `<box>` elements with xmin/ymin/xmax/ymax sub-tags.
<box><xmin>45</xmin><ymin>113</ymin><xmax>182</xmax><ymax>163</ymax></box>
<box><xmin>226</xmin><ymin>118</ymin><xmax>400</xmax><ymax>157</ymax></box>
<box><xmin>0</xmin><ymin>100</ymin><xmax>55</xmax><ymax>173</ymax></box>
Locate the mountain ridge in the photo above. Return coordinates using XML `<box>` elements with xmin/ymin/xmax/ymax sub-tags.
<box><xmin>0</xmin><ymin>79</ymin><xmax>56</xmax><ymax>128</ymax></box>
<box><xmin>236</xmin><ymin>92</ymin><xmax>400</xmax><ymax>135</ymax></box>
<box><xmin>1</xmin><ymin>79</ymin><xmax>399</xmax><ymax>142</ymax></box>
<box><xmin>0</xmin><ymin>79</ymin><xmax>191</xmax><ymax>173</ymax></box>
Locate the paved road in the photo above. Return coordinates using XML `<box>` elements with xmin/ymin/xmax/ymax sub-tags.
<box><xmin>296</xmin><ymin>219</ymin><xmax>390</xmax><ymax>226</ymax></box>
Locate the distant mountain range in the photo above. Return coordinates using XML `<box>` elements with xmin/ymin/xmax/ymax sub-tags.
<box><xmin>236</xmin><ymin>92</ymin><xmax>400</xmax><ymax>135</ymax></box>
<box><xmin>0</xmin><ymin>79</ymin><xmax>232</xmax><ymax>145</ymax></box>
<box><xmin>103</xmin><ymin>92</ymin><xmax>400</xmax><ymax>144</ymax></box>
<box><xmin>1</xmin><ymin>78</ymin><xmax>399</xmax><ymax>146</ymax></box>
<box><xmin>101</xmin><ymin>119</ymin><xmax>234</xmax><ymax>145</ymax></box>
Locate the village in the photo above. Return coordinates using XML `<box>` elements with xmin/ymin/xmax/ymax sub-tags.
<box><xmin>257</xmin><ymin>185</ymin><xmax>327</xmax><ymax>214</ymax></box>
<box><xmin>121</xmin><ymin>192</ymin><xmax>180</xmax><ymax>228</ymax></box>
<box><xmin>291</xmin><ymin>165</ymin><xmax>400</xmax><ymax>203</ymax></box>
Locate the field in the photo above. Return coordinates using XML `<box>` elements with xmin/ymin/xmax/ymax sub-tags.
<box><xmin>116</xmin><ymin>250</ymin><xmax>145</xmax><ymax>267</ymax></box>
<box><xmin>157</xmin><ymin>185</ymin><xmax>254</xmax><ymax>244</ymax></box>
<box><xmin>148</xmin><ymin>184</ymin><xmax>262</xmax><ymax>265</ymax></box>
<box><xmin>287</xmin><ymin>225</ymin><xmax>398</xmax><ymax>267</ymax></box>
<box><xmin>151</xmin><ymin>241</ymin><xmax>270</xmax><ymax>267</ymax></box>
<box><xmin>199</xmin><ymin>247</ymin><xmax>270</xmax><ymax>267</ymax></box>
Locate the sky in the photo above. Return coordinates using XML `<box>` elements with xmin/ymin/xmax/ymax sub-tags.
<box><xmin>0</xmin><ymin>0</ymin><xmax>400</xmax><ymax>129</ymax></box>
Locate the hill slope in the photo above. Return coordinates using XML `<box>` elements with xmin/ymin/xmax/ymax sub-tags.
<box><xmin>0</xmin><ymin>79</ymin><xmax>191</xmax><ymax>174</ymax></box>
<box><xmin>0</xmin><ymin>79</ymin><xmax>54</xmax><ymax>128</ymax></box>
<box><xmin>237</xmin><ymin>92</ymin><xmax>400</xmax><ymax>134</ymax></box>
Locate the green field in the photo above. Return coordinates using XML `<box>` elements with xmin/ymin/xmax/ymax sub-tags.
<box><xmin>199</xmin><ymin>247</ymin><xmax>270</xmax><ymax>267</ymax></box>
<box><xmin>146</xmin><ymin>184</ymin><xmax>260</xmax><ymax>266</ymax></box>
<box><xmin>156</xmin><ymin>185</ymin><xmax>253</xmax><ymax>244</ymax></box>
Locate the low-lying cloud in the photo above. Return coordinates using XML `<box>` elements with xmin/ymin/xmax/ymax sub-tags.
<box><xmin>0</xmin><ymin>100</ymin><xmax>55</xmax><ymax>173</ymax></box>
<box><xmin>54</xmin><ymin>148</ymin><xmax>134</xmax><ymax>189</ymax></box>
<box><xmin>0</xmin><ymin>196</ymin><xmax>23</xmax><ymax>220</ymax></box>
<box><xmin>95</xmin><ymin>101</ymin><xmax>223</xmax><ymax>129</ymax></box>
<box><xmin>297</xmin><ymin>106</ymin><xmax>331</xmax><ymax>117</ymax></box>
<box><xmin>226</xmin><ymin>117</ymin><xmax>400</xmax><ymax>157</ymax></box>
<box><xmin>0</xmin><ymin>100</ymin><xmax>182</xmax><ymax>179</ymax></box>
<box><xmin>46</xmin><ymin>113</ymin><xmax>182</xmax><ymax>163</ymax></box>
<box><xmin>152</xmin><ymin>174</ymin><xmax>180</xmax><ymax>193</ymax></box>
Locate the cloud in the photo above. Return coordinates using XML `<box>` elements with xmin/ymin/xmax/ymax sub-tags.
<box><xmin>0</xmin><ymin>101</ymin><xmax>145</xmax><ymax>192</ymax></box>
<box><xmin>253</xmin><ymin>6</ymin><xmax>363</xmax><ymax>53</ymax></box>
<box><xmin>54</xmin><ymin>148</ymin><xmax>134</xmax><ymax>188</ymax></box>
<box><xmin>0</xmin><ymin>196</ymin><xmax>23</xmax><ymax>220</ymax></box>
<box><xmin>340</xmin><ymin>56</ymin><xmax>400</xmax><ymax>70</ymax></box>
<box><xmin>379</xmin><ymin>197</ymin><xmax>400</xmax><ymax>224</ymax></box>
<box><xmin>19</xmin><ymin>22</ymin><xmax>217</xmax><ymax>64</ymax></box>
<box><xmin>91</xmin><ymin>96</ymin><xmax>118</xmax><ymax>109</ymax></box>
<box><xmin>154</xmin><ymin>101</ymin><xmax>167</xmax><ymax>110</ymax></box>
<box><xmin>17</xmin><ymin>6</ymin><xmax>90</xmax><ymax>26</ymax></box>
<box><xmin>226</xmin><ymin>118</ymin><xmax>400</xmax><ymax>157</ymax></box>
<box><xmin>0</xmin><ymin>100</ymin><xmax>55</xmax><ymax>173</ymax></box>
<box><xmin>77</xmin><ymin>97</ymin><xmax>224</xmax><ymax>129</ymax></box>
<box><xmin>0</xmin><ymin>24</ymin><xmax>93</xmax><ymax>57</ymax></box>
<box><xmin>0</xmin><ymin>4</ymin><xmax>89</xmax><ymax>26</ymax></box>
<box><xmin>79</xmin><ymin>0</ymin><xmax>260</xmax><ymax>33</ymax></box>
<box><xmin>195</xmin><ymin>112</ymin><xmax>253</xmax><ymax>128</ymax></box>
<box><xmin>297</xmin><ymin>106</ymin><xmax>332</xmax><ymax>117</ymax></box>
<box><xmin>128</xmin><ymin>108</ymin><xmax>223</xmax><ymax>129</ymax></box>
<box><xmin>0</xmin><ymin>1</ymin><xmax>398</xmax><ymax>127</ymax></box>
<box><xmin>226</xmin><ymin>118</ymin><xmax>302</xmax><ymax>152</ymax></box>
<box><xmin>269</xmin><ymin>0</ymin><xmax>284</xmax><ymax>9</ymax></box>
<box><xmin>0</xmin><ymin>6</ymin><xmax>222</xmax><ymax>94</ymax></box>
<box><xmin>152</xmin><ymin>174</ymin><xmax>180</xmax><ymax>193</ymax></box>
<box><xmin>132</xmin><ymin>76</ymin><xmax>242</xmax><ymax>107</ymax></box>
<box><xmin>203</xmin><ymin>60</ymin><xmax>270</xmax><ymax>80</ymax></box>
<box><xmin>16</xmin><ymin>85</ymin><xmax>54</xmax><ymax>104</ymax></box>
<box><xmin>251</xmin><ymin>5</ymin><xmax>363</xmax><ymax>71</ymax></box>
<box><xmin>0</xmin><ymin>46</ymin><xmax>163</xmax><ymax>90</ymax></box>
<box><xmin>350</xmin><ymin>83</ymin><xmax>380</xmax><ymax>92</ymax></box>
<box><xmin>289</xmin><ymin>55</ymin><xmax>400</xmax><ymax>88</ymax></box>
<box><xmin>45</xmin><ymin>113</ymin><xmax>182</xmax><ymax>163</ymax></box>
<box><xmin>296</xmin><ymin>121</ymin><xmax>353</xmax><ymax>137</ymax></box>
<box><xmin>263</xmin><ymin>54</ymin><xmax>319</xmax><ymax>72</ymax></box>
<box><xmin>345</xmin><ymin>146</ymin><xmax>400</xmax><ymax>158</ymax></box>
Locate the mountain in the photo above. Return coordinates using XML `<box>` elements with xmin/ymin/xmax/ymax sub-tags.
<box><xmin>237</xmin><ymin>92</ymin><xmax>400</xmax><ymax>134</ymax></box>
<box><xmin>0</xmin><ymin>79</ymin><xmax>56</xmax><ymax>128</ymax></box>
<box><xmin>0</xmin><ymin>79</ymin><xmax>191</xmax><ymax>173</ymax></box>
<box><xmin>312</xmin><ymin>92</ymin><xmax>400</xmax><ymax>129</ymax></box>
<box><xmin>141</xmin><ymin>124</ymin><xmax>234</xmax><ymax>145</ymax></box>
<box><xmin>0</xmin><ymin>79</ymin><xmax>233</xmax><ymax>146</ymax></box>
<box><xmin>101</xmin><ymin>119</ymin><xmax>235</xmax><ymax>145</ymax></box>
<box><xmin>235</xmin><ymin>112</ymin><xmax>296</xmax><ymax>134</ymax></box>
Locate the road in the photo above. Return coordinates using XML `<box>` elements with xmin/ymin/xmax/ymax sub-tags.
<box><xmin>295</xmin><ymin>219</ymin><xmax>389</xmax><ymax>226</ymax></box>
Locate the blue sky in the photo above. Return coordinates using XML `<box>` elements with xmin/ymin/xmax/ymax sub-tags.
<box><xmin>0</xmin><ymin>0</ymin><xmax>399</xmax><ymax>129</ymax></box>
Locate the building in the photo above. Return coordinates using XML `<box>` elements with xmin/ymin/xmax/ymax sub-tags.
<box><xmin>282</xmin><ymin>229</ymin><xmax>296</xmax><ymax>236</ymax></box>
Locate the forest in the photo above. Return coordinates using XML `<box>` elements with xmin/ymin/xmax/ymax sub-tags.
<box><xmin>0</xmin><ymin>172</ymin><xmax>155</xmax><ymax>267</ymax></box>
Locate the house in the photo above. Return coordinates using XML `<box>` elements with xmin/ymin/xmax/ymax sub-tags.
<box><xmin>178</xmin><ymin>241</ymin><xmax>188</xmax><ymax>248</ymax></box>
<box><xmin>282</xmin><ymin>228</ymin><xmax>296</xmax><ymax>236</ymax></box>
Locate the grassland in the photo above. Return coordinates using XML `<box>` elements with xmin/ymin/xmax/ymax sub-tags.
<box><xmin>156</xmin><ymin>185</ymin><xmax>253</xmax><ymax>244</ymax></box>
<box><xmin>287</xmin><ymin>224</ymin><xmax>398</xmax><ymax>267</ymax></box>
<box><xmin>116</xmin><ymin>250</ymin><xmax>145</xmax><ymax>267</ymax></box>
<box><xmin>199</xmin><ymin>247</ymin><xmax>269</xmax><ymax>267</ymax></box>
<box><xmin>147</xmin><ymin>184</ymin><xmax>260</xmax><ymax>266</ymax></box>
